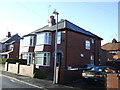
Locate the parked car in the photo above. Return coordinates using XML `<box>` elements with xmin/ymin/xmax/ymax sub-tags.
<box><xmin>82</xmin><ymin>66</ymin><xmax>120</xmax><ymax>82</ymax></box>
<box><xmin>78</xmin><ymin>64</ymin><xmax>95</xmax><ymax>70</ymax></box>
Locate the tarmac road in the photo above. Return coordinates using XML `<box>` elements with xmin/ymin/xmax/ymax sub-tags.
<box><xmin>1</xmin><ymin>74</ymin><xmax>42</xmax><ymax>89</ymax></box>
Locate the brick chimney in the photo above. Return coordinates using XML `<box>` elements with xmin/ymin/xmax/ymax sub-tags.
<box><xmin>48</xmin><ymin>15</ymin><xmax>56</xmax><ymax>27</ymax></box>
<box><xmin>6</xmin><ymin>32</ymin><xmax>11</xmax><ymax>38</ymax></box>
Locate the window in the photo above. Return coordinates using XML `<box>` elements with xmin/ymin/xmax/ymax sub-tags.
<box><xmin>30</xmin><ymin>36</ymin><xmax>35</xmax><ymax>46</ymax></box>
<box><xmin>23</xmin><ymin>53</ymin><xmax>33</xmax><ymax>65</ymax></box>
<box><xmin>23</xmin><ymin>36</ymin><xmax>30</xmax><ymax>47</ymax></box>
<box><xmin>36</xmin><ymin>32</ymin><xmax>51</xmax><ymax>45</ymax></box>
<box><xmin>8</xmin><ymin>44</ymin><xmax>14</xmax><ymax>51</ymax></box>
<box><xmin>57</xmin><ymin>32</ymin><xmax>61</xmax><ymax>44</ymax></box>
<box><xmin>45</xmin><ymin>32</ymin><xmax>52</xmax><ymax>44</ymax></box>
<box><xmin>92</xmin><ymin>39</ymin><xmax>94</xmax><ymax>44</ymax></box>
<box><xmin>85</xmin><ymin>40</ymin><xmax>90</xmax><ymax>50</ymax></box>
<box><xmin>22</xmin><ymin>36</ymin><xmax>35</xmax><ymax>47</ymax></box>
<box><xmin>35</xmin><ymin>52</ymin><xmax>50</xmax><ymax>66</ymax></box>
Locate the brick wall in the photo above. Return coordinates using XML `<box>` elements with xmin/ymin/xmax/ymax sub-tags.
<box><xmin>9</xmin><ymin>43</ymin><xmax>20</xmax><ymax>58</ymax></box>
<box><xmin>49</xmin><ymin>29</ymin><xmax>101</xmax><ymax>83</ymax></box>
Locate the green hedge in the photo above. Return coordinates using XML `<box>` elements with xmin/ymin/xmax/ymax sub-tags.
<box><xmin>2</xmin><ymin>58</ymin><xmax>7</xmax><ymax>64</ymax></box>
<box><xmin>34</xmin><ymin>68</ymin><xmax>47</xmax><ymax>79</ymax></box>
<box><xmin>6</xmin><ymin>58</ymin><xmax>27</xmax><ymax>65</ymax></box>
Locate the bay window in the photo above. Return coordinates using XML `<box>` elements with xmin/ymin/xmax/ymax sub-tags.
<box><xmin>35</xmin><ymin>52</ymin><xmax>50</xmax><ymax>66</ymax></box>
<box><xmin>36</xmin><ymin>32</ymin><xmax>51</xmax><ymax>45</ymax></box>
<box><xmin>22</xmin><ymin>36</ymin><xmax>35</xmax><ymax>47</ymax></box>
<box><xmin>22</xmin><ymin>52</ymin><xmax>33</xmax><ymax>65</ymax></box>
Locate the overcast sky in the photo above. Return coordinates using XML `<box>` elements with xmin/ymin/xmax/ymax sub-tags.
<box><xmin>0</xmin><ymin>0</ymin><xmax>119</xmax><ymax>45</ymax></box>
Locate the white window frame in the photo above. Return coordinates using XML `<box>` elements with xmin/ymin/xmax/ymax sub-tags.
<box><xmin>85</xmin><ymin>40</ymin><xmax>90</xmax><ymax>50</ymax></box>
<box><xmin>8</xmin><ymin>44</ymin><xmax>14</xmax><ymax>51</ymax></box>
<box><xmin>92</xmin><ymin>39</ymin><xmax>94</xmax><ymax>44</ymax></box>
<box><xmin>57</xmin><ymin>32</ymin><xmax>61</xmax><ymax>44</ymax></box>
<box><xmin>22</xmin><ymin>52</ymin><xmax>33</xmax><ymax>65</ymax></box>
<box><xmin>35</xmin><ymin>52</ymin><xmax>50</xmax><ymax>66</ymax></box>
<box><xmin>30</xmin><ymin>36</ymin><xmax>35</xmax><ymax>46</ymax></box>
<box><xmin>22</xmin><ymin>36</ymin><xmax>35</xmax><ymax>47</ymax></box>
<box><xmin>36</xmin><ymin>32</ymin><xmax>52</xmax><ymax>45</ymax></box>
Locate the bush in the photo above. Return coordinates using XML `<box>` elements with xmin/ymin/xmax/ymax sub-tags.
<box><xmin>34</xmin><ymin>68</ymin><xmax>47</xmax><ymax>79</ymax></box>
<box><xmin>0</xmin><ymin>58</ymin><xmax>7</xmax><ymax>64</ymax></box>
<box><xmin>6</xmin><ymin>58</ymin><xmax>27</xmax><ymax>65</ymax></box>
<box><xmin>2</xmin><ymin>58</ymin><xmax>7</xmax><ymax>64</ymax></box>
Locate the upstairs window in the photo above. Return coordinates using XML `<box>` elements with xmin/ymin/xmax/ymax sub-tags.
<box><xmin>23</xmin><ymin>36</ymin><xmax>30</xmax><ymax>47</ymax></box>
<box><xmin>36</xmin><ymin>32</ymin><xmax>51</xmax><ymax>45</ymax></box>
<box><xmin>57</xmin><ymin>32</ymin><xmax>61</xmax><ymax>44</ymax></box>
<box><xmin>85</xmin><ymin>40</ymin><xmax>90</xmax><ymax>50</ymax></box>
<box><xmin>22</xmin><ymin>36</ymin><xmax>35</xmax><ymax>47</ymax></box>
<box><xmin>30</xmin><ymin>36</ymin><xmax>35</xmax><ymax>46</ymax></box>
<box><xmin>92</xmin><ymin>39</ymin><xmax>94</xmax><ymax>44</ymax></box>
<box><xmin>8</xmin><ymin>44</ymin><xmax>14</xmax><ymax>51</ymax></box>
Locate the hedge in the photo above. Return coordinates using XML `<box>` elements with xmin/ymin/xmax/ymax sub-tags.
<box><xmin>6</xmin><ymin>58</ymin><xmax>27</xmax><ymax>65</ymax></box>
<box><xmin>34</xmin><ymin>68</ymin><xmax>47</xmax><ymax>79</ymax></box>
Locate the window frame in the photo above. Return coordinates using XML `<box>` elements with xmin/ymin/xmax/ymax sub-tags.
<box><xmin>85</xmin><ymin>40</ymin><xmax>90</xmax><ymax>50</ymax></box>
<box><xmin>57</xmin><ymin>32</ymin><xmax>61</xmax><ymax>44</ymax></box>
<box><xmin>22</xmin><ymin>36</ymin><xmax>35</xmax><ymax>47</ymax></box>
<box><xmin>36</xmin><ymin>32</ymin><xmax>52</xmax><ymax>45</ymax></box>
<box><xmin>22</xmin><ymin>52</ymin><xmax>33</xmax><ymax>65</ymax></box>
<box><xmin>35</xmin><ymin>52</ymin><xmax>50</xmax><ymax>66</ymax></box>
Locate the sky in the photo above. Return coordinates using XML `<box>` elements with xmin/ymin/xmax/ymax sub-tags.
<box><xmin>0</xmin><ymin>0</ymin><xmax>119</xmax><ymax>45</ymax></box>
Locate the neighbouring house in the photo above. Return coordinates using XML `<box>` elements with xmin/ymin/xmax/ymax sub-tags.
<box><xmin>0</xmin><ymin>32</ymin><xmax>20</xmax><ymax>59</ymax></box>
<box><xmin>19</xmin><ymin>16</ymin><xmax>102</xmax><ymax>83</ymax></box>
<box><xmin>101</xmin><ymin>38</ymin><xmax>120</xmax><ymax>61</ymax></box>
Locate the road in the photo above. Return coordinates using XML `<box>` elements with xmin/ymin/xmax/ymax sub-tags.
<box><xmin>0</xmin><ymin>73</ymin><xmax>42</xmax><ymax>89</ymax></box>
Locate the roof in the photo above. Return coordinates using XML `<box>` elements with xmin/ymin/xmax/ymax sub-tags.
<box><xmin>0</xmin><ymin>34</ymin><xmax>21</xmax><ymax>44</ymax></box>
<box><xmin>101</xmin><ymin>42</ymin><xmax>120</xmax><ymax>51</ymax></box>
<box><xmin>23</xmin><ymin>20</ymin><xmax>102</xmax><ymax>40</ymax></box>
<box><xmin>0</xmin><ymin>37</ymin><xmax>10</xmax><ymax>43</ymax></box>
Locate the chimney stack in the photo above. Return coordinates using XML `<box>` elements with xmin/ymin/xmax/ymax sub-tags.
<box><xmin>48</xmin><ymin>15</ymin><xmax>56</xmax><ymax>27</ymax></box>
<box><xmin>6</xmin><ymin>32</ymin><xmax>11</xmax><ymax>38</ymax></box>
<box><xmin>112</xmin><ymin>38</ymin><xmax>117</xmax><ymax>43</ymax></box>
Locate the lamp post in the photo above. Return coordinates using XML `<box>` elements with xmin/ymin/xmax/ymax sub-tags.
<box><xmin>53</xmin><ymin>10</ymin><xmax>59</xmax><ymax>84</ymax></box>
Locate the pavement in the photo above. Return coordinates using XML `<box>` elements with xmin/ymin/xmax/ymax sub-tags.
<box><xmin>0</xmin><ymin>64</ymin><xmax>82</xmax><ymax>90</ymax></box>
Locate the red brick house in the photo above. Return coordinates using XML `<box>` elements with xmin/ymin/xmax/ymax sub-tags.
<box><xmin>0</xmin><ymin>32</ymin><xmax>20</xmax><ymax>59</ymax></box>
<box><xmin>19</xmin><ymin>16</ymin><xmax>102</xmax><ymax>83</ymax></box>
<box><xmin>101</xmin><ymin>39</ymin><xmax>120</xmax><ymax>61</ymax></box>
